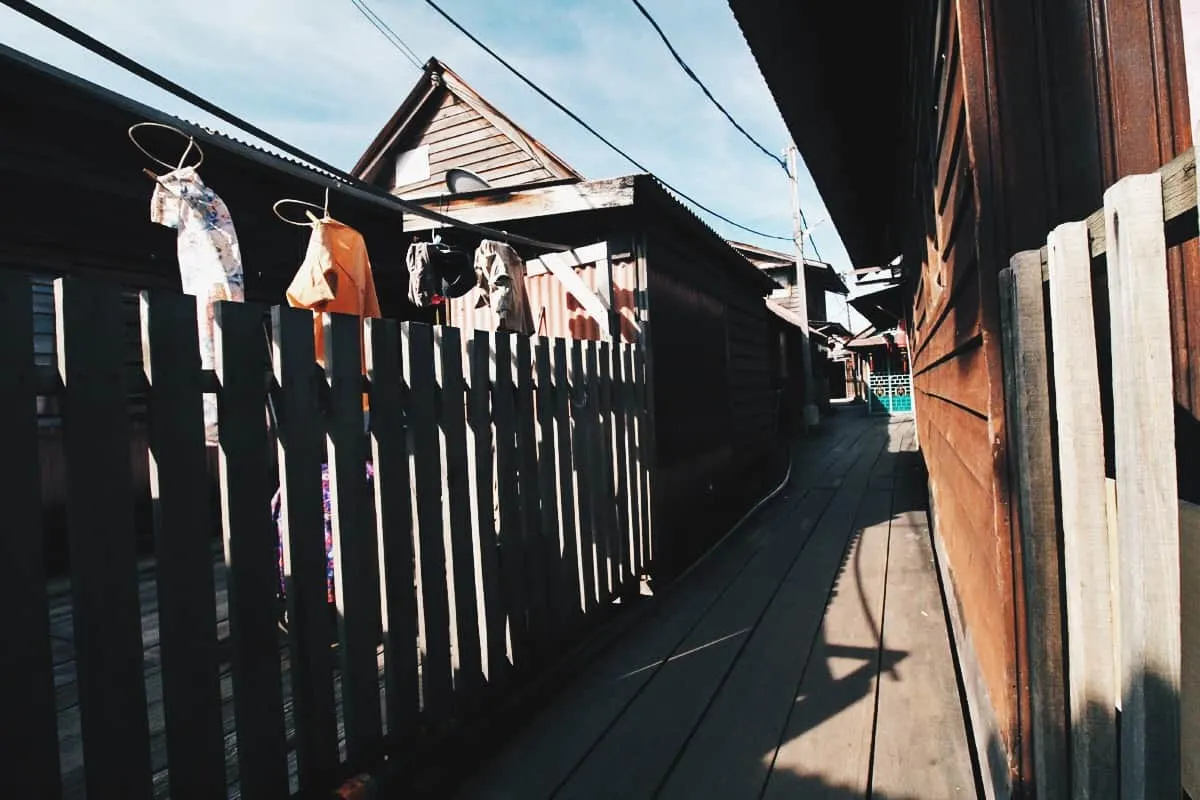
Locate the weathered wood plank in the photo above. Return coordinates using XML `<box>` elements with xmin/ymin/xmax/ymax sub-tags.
<box><xmin>622</xmin><ymin>345</ymin><xmax>644</xmax><ymax>580</ymax></box>
<box><xmin>1002</xmin><ymin>252</ymin><xmax>1069</xmax><ymax>799</ymax></box>
<box><xmin>515</xmin><ymin>335</ymin><xmax>550</xmax><ymax>655</ymax></box>
<box><xmin>1104</xmin><ymin>172</ymin><xmax>1181</xmax><ymax>800</ymax></box>
<box><xmin>1045</xmin><ymin>221</ymin><xmax>1118</xmax><ymax>797</ymax></box>
<box><xmin>436</xmin><ymin>325</ymin><xmax>484</xmax><ymax>705</ymax></box>
<box><xmin>273</xmin><ymin>305</ymin><xmax>340</xmax><ymax>785</ymax></box>
<box><xmin>365</xmin><ymin>317</ymin><xmax>420</xmax><ymax>737</ymax></box>
<box><xmin>466</xmin><ymin>330</ymin><xmax>507</xmax><ymax>682</ymax></box>
<box><xmin>871</xmin><ymin>469</ymin><xmax>976</xmax><ymax>799</ymax></box>
<box><xmin>552</xmin><ymin>338</ymin><xmax>583</xmax><ymax>628</ymax></box>
<box><xmin>404</xmin><ymin>176</ymin><xmax>636</xmax><ymax>232</ymax></box>
<box><xmin>215</xmin><ymin>300</ymin><xmax>289</xmax><ymax>799</ymax></box>
<box><xmin>56</xmin><ymin>277</ymin><xmax>154</xmax><ymax>800</ymax></box>
<box><xmin>1181</xmin><ymin>499</ymin><xmax>1200</xmax><ymax>800</ymax></box>
<box><xmin>492</xmin><ymin>331</ymin><xmax>527</xmax><ymax>668</ymax></box>
<box><xmin>570</xmin><ymin>339</ymin><xmax>598</xmax><ymax>611</ymax></box>
<box><xmin>612</xmin><ymin>344</ymin><xmax>633</xmax><ymax>592</ymax></box>
<box><xmin>534</xmin><ymin>336</ymin><xmax>563</xmax><ymax>642</ymax></box>
<box><xmin>140</xmin><ymin>290</ymin><xmax>226</xmax><ymax>798</ymax></box>
<box><xmin>562</xmin><ymin>422</ymin><xmax>886</xmax><ymax>799</ymax></box>
<box><xmin>403</xmin><ymin>322</ymin><xmax>453</xmax><ymax>715</ymax></box>
<box><xmin>325</xmin><ymin>312</ymin><xmax>384</xmax><ymax>758</ymax></box>
<box><xmin>633</xmin><ymin>343</ymin><xmax>652</xmax><ymax>572</ymax></box>
<box><xmin>762</xmin><ymin>485</ymin><xmax>893</xmax><ymax>798</ymax></box>
<box><xmin>0</xmin><ymin>271</ymin><xmax>62</xmax><ymax>798</ymax></box>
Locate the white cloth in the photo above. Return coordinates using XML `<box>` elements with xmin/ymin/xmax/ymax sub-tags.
<box><xmin>150</xmin><ymin>166</ymin><xmax>244</xmax><ymax>445</ymax></box>
<box><xmin>474</xmin><ymin>240</ymin><xmax>533</xmax><ymax>335</ymax></box>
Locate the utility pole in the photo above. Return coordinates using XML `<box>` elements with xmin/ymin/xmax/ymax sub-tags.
<box><xmin>786</xmin><ymin>144</ymin><xmax>820</xmax><ymax>431</ymax></box>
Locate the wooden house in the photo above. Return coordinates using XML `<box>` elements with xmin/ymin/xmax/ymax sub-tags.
<box><xmin>388</xmin><ymin>174</ymin><xmax>783</xmax><ymax>579</ymax></box>
<box><xmin>731</xmin><ymin>0</ymin><xmax>1197</xmax><ymax>796</ymax></box>
<box><xmin>352</xmin><ymin>58</ymin><xmax>581</xmax><ymax>199</ymax></box>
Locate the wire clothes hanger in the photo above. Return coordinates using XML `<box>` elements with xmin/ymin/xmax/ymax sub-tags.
<box><xmin>273</xmin><ymin>186</ymin><xmax>330</xmax><ymax>227</ymax></box>
<box><xmin>128</xmin><ymin>121</ymin><xmax>204</xmax><ymax>178</ymax></box>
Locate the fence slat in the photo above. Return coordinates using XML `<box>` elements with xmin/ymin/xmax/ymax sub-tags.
<box><xmin>588</xmin><ymin>341</ymin><xmax>613</xmax><ymax>601</ymax></box>
<box><xmin>552</xmin><ymin>338</ymin><xmax>583</xmax><ymax>627</ymax></box>
<box><xmin>55</xmin><ymin>277</ymin><xmax>154</xmax><ymax>799</ymax></box>
<box><xmin>468</xmin><ymin>331</ymin><xmax>507</xmax><ymax>682</ymax></box>
<box><xmin>215</xmin><ymin>300</ymin><xmax>289</xmax><ymax>799</ymax></box>
<box><xmin>1045</xmin><ymin>221</ymin><xmax>1118</xmax><ymax>798</ymax></box>
<box><xmin>272</xmin><ymin>304</ymin><xmax>340</xmax><ymax>786</ymax></box>
<box><xmin>0</xmin><ymin>271</ymin><xmax>62</xmax><ymax>799</ymax></box>
<box><xmin>571</xmin><ymin>339</ymin><xmax>598</xmax><ymax>611</ymax></box>
<box><xmin>365</xmin><ymin>317</ymin><xmax>420</xmax><ymax>737</ymax></box>
<box><xmin>622</xmin><ymin>344</ymin><xmax>643</xmax><ymax>581</ymax></box>
<box><xmin>535</xmin><ymin>336</ymin><xmax>562</xmax><ymax>643</ymax></box>
<box><xmin>1104</xmin><ymin>172</ymin><xmax>1181</xmax><ymax>800</ymax></box>
<box><xmin>325</xmin><ymin>312</ymin><xmax>384</xmax><ymax>759</ymax></box>
<box><xmin>601</xmin><ymin>340</ymin><xmax>628</xmax><ymax>595</ymax></box>
<box><xmin>633</xmin><ymin>344</ymin><xmax>650</xmax><ymax>574</ymax></box>
<box><xmin>493</xmin><ymin>331</ymin><xmax>528</xmax><ymax>666</ymax></box>
<box><xmin>1001</xmin><ymin>252</ymin><xmax>1069</xmax><ymax>800</ymax></box>
<box><xmin>141</xmin><ymin>290</ymin><xmax>226</xmax><ymax>798</ymax></box>
<box><xmin>436</xmin><ymin>325</ymin><xmax>484</xmax><ymax>704</ymax></box>
<box><xmin>516</xmin><ymin>335</ymin><xmax>550</xmax><ymax>654</ymax></box>
<box><xmin>404</xmin><ymin>322</ymin><xmax>453</xmax><ymax>714</ymax></box>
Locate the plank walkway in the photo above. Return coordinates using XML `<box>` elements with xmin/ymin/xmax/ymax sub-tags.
<box><xmin>454</xmin><ymin>409</ymin><xmax>977</xmax><ymax>799</ymax></box>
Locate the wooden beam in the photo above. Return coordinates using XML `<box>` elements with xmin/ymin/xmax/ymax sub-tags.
<box><xmin>1104</xmin><ymin>172</ymin><xmax>1180</xmax><ymax>800</ymax></box>
<box><xmin>403</xmin><ymin>176</ymin><xmax>636</xmax><ymax>231</ymax></box>
<box><xmin>1040</xmin><ymin>147</ymin><xmax>1196</xmax><ymax>279</ymax></box>
<box><xmin>527</xmin><ymin>242</ymin><xmax>616</xmax><ymax>340</ymax></box>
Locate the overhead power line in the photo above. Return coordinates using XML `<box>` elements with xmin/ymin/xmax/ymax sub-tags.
<box><xmin>0</xmin><ymin>0</ymin><xmax>572</xmax><ymax>251</ymax></box>
<box><xmin>349</xmin><ymin>0</ymin><xmax>423</xmax><ymax>71</ymax></box>
<box><xmin>627</xmin><ymin>0</ymin><xmax>787</xmax><ymax>171</ymax></box>
<box><xmin>416</xmin><ymin>0</ymin><xmax>793</xmax><ymax>242</ymax></box>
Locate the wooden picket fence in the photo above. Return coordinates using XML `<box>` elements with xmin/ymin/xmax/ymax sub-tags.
<box><xmin>999</xmin><ymin>148</ymin><xmax>1197</xmax><ymax>799</ymax></box>
<box><xmin>0</xmin><ymin>272</ymin><xmax>653</xmax><ymax>799</ymax></box>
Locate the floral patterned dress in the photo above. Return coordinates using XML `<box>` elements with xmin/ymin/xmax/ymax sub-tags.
<box><xmin>149</xmin><ymin>166</ymin><xmax>244</xmax><ymax>445</ymax></box>
<box><xmin>270</xmin><ymin>462</ymin><xmax>375</xmax><ymax>604</ymax></box>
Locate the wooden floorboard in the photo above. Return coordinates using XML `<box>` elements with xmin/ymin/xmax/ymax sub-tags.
<box><xmin>457</xmin><ymin>411</ymin><xmax>976</xmax><ymax>800</ymax></box>
<box><xmin>452</xmin><ymin>413</ymin><xmax>873</xmax><ymax>799</ymax></box>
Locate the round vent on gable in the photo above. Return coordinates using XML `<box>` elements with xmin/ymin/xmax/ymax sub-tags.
<box><xmin>446</xmin><ymin>167</ymin><xmax>492</xmax><ymax>194</ymax></box>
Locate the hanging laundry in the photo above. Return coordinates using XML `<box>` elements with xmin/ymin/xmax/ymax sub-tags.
<box><xmin>474</xmin><ymin>239</ymin><xmax>534</xmax><ymax>335</ymax></box>
<box><xmin>285</xmin><ymin>217</ymin><xmax>381</xmax><ymax>374</ymax></box>
<box><xmin>150</xmin><ymin>165</ymin><xmax>245</xmax><ymax>446</ymax></box>
<box><xmin>406</xmin><ymin>240</ymin><xmax>439</xmax><ymax>307</ymax></box>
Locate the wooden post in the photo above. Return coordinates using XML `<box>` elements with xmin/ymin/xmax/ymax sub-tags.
<box><xmin>365</xmin><ymin>317</ymin><xmax>421</xmax><ymax>738</ymax></box>
<box><xmin>1045</xmin><ymin>221</ymin><xmax>1118</xmax><ymax>797</ymax></box>
<box><xmin>325</xmin><ymin>312</ymin><xmax>384</xmax><ymax>758</ymax></box>
<box><xmin>1104</xmin><ymin>172</ymin><xmax>1180</xmax><ymax>800</ymax></box>
<box><xmin>141</xmin><ymin>290</ymin><xmax>226</xmax><ymax>798</ymax></box>
<box><xmin>215</xmin><ymin>300</ymin><xmax>289</xmax><ymax>799</ymax></box>
<box><xmin>435</xmin><ymin>324</ymin><xmax>484</xmax><ymax>704</ymax></box>
<box><xmin>56</xmin><ymin>277</ymin><xmax>154</xmax><ymax>800</ymax></box>
<box><xmin>272</xmin><ymin>305</ymin><xmax>340</xmax><ymax>784</ymax></box>
<box><xmin>403</xmin><ymin>321</ymin><xmax>453</xmax><ymax>714</ymax></box>
<box><xmin>1000</xmin><ymin>254</ymin><xmax>1069</xmax><ymax>799</ymax></box>
<box><xmin>0</xmin><ymin>271</ymin><xmax>62</xmax><ymax>798</ymax></box>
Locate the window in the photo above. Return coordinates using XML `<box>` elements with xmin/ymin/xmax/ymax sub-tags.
<box><xmin>394</xmin><ymin>145</ymin><xmax>431</xmax><ymax>188</ymax></box>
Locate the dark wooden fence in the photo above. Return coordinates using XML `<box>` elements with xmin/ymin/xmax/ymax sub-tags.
<box><xmin>0</xmin><ymin>273</ymin><xmax>653</xmax><ymax>798</ymax></box>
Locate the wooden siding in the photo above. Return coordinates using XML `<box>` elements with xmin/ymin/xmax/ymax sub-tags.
<box><xmin>908</xmin><ymin>2</ymin><xmax>1023</xmax><ymax>793</ymax></box>
<box><xmin>394</xmin><ymin>90</ymin><xmax>558</xmax><ymax>198</ymax></box>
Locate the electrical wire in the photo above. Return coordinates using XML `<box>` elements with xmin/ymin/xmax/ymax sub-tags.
<box><xmin>417</xmin><ymin>0</ymin><xmax>794</xmax><ymax>242</ymax></box>
<box><xmin>349</xmin><ymin>0</ymin><xmax>423</xmax><ymax>71</ymax></box>
<box><xmin>627</xmin><ymin>0</ymin><xmax>786</xmax><ymax>171</ymax></box>
<box><xmin>0</xmin><ymin>0</ymin><xmax>573</xmax><ymax>251</ymax></box>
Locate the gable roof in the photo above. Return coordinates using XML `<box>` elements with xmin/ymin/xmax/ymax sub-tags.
<box><xmin>352</xmin><ymin>58</ymin><xmax>581</xmax><ymax>197</ymax></box>
<box><xmin>726</xmin><ymin>240</ymin><xmax>849</xmax><ymax>295</ymax></box>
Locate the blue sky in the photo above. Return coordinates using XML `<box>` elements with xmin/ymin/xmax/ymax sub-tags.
<box><xmin>0</xmin><ymin>0</ymin><xmax>868</xmax><ymax>329</ymax></box>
